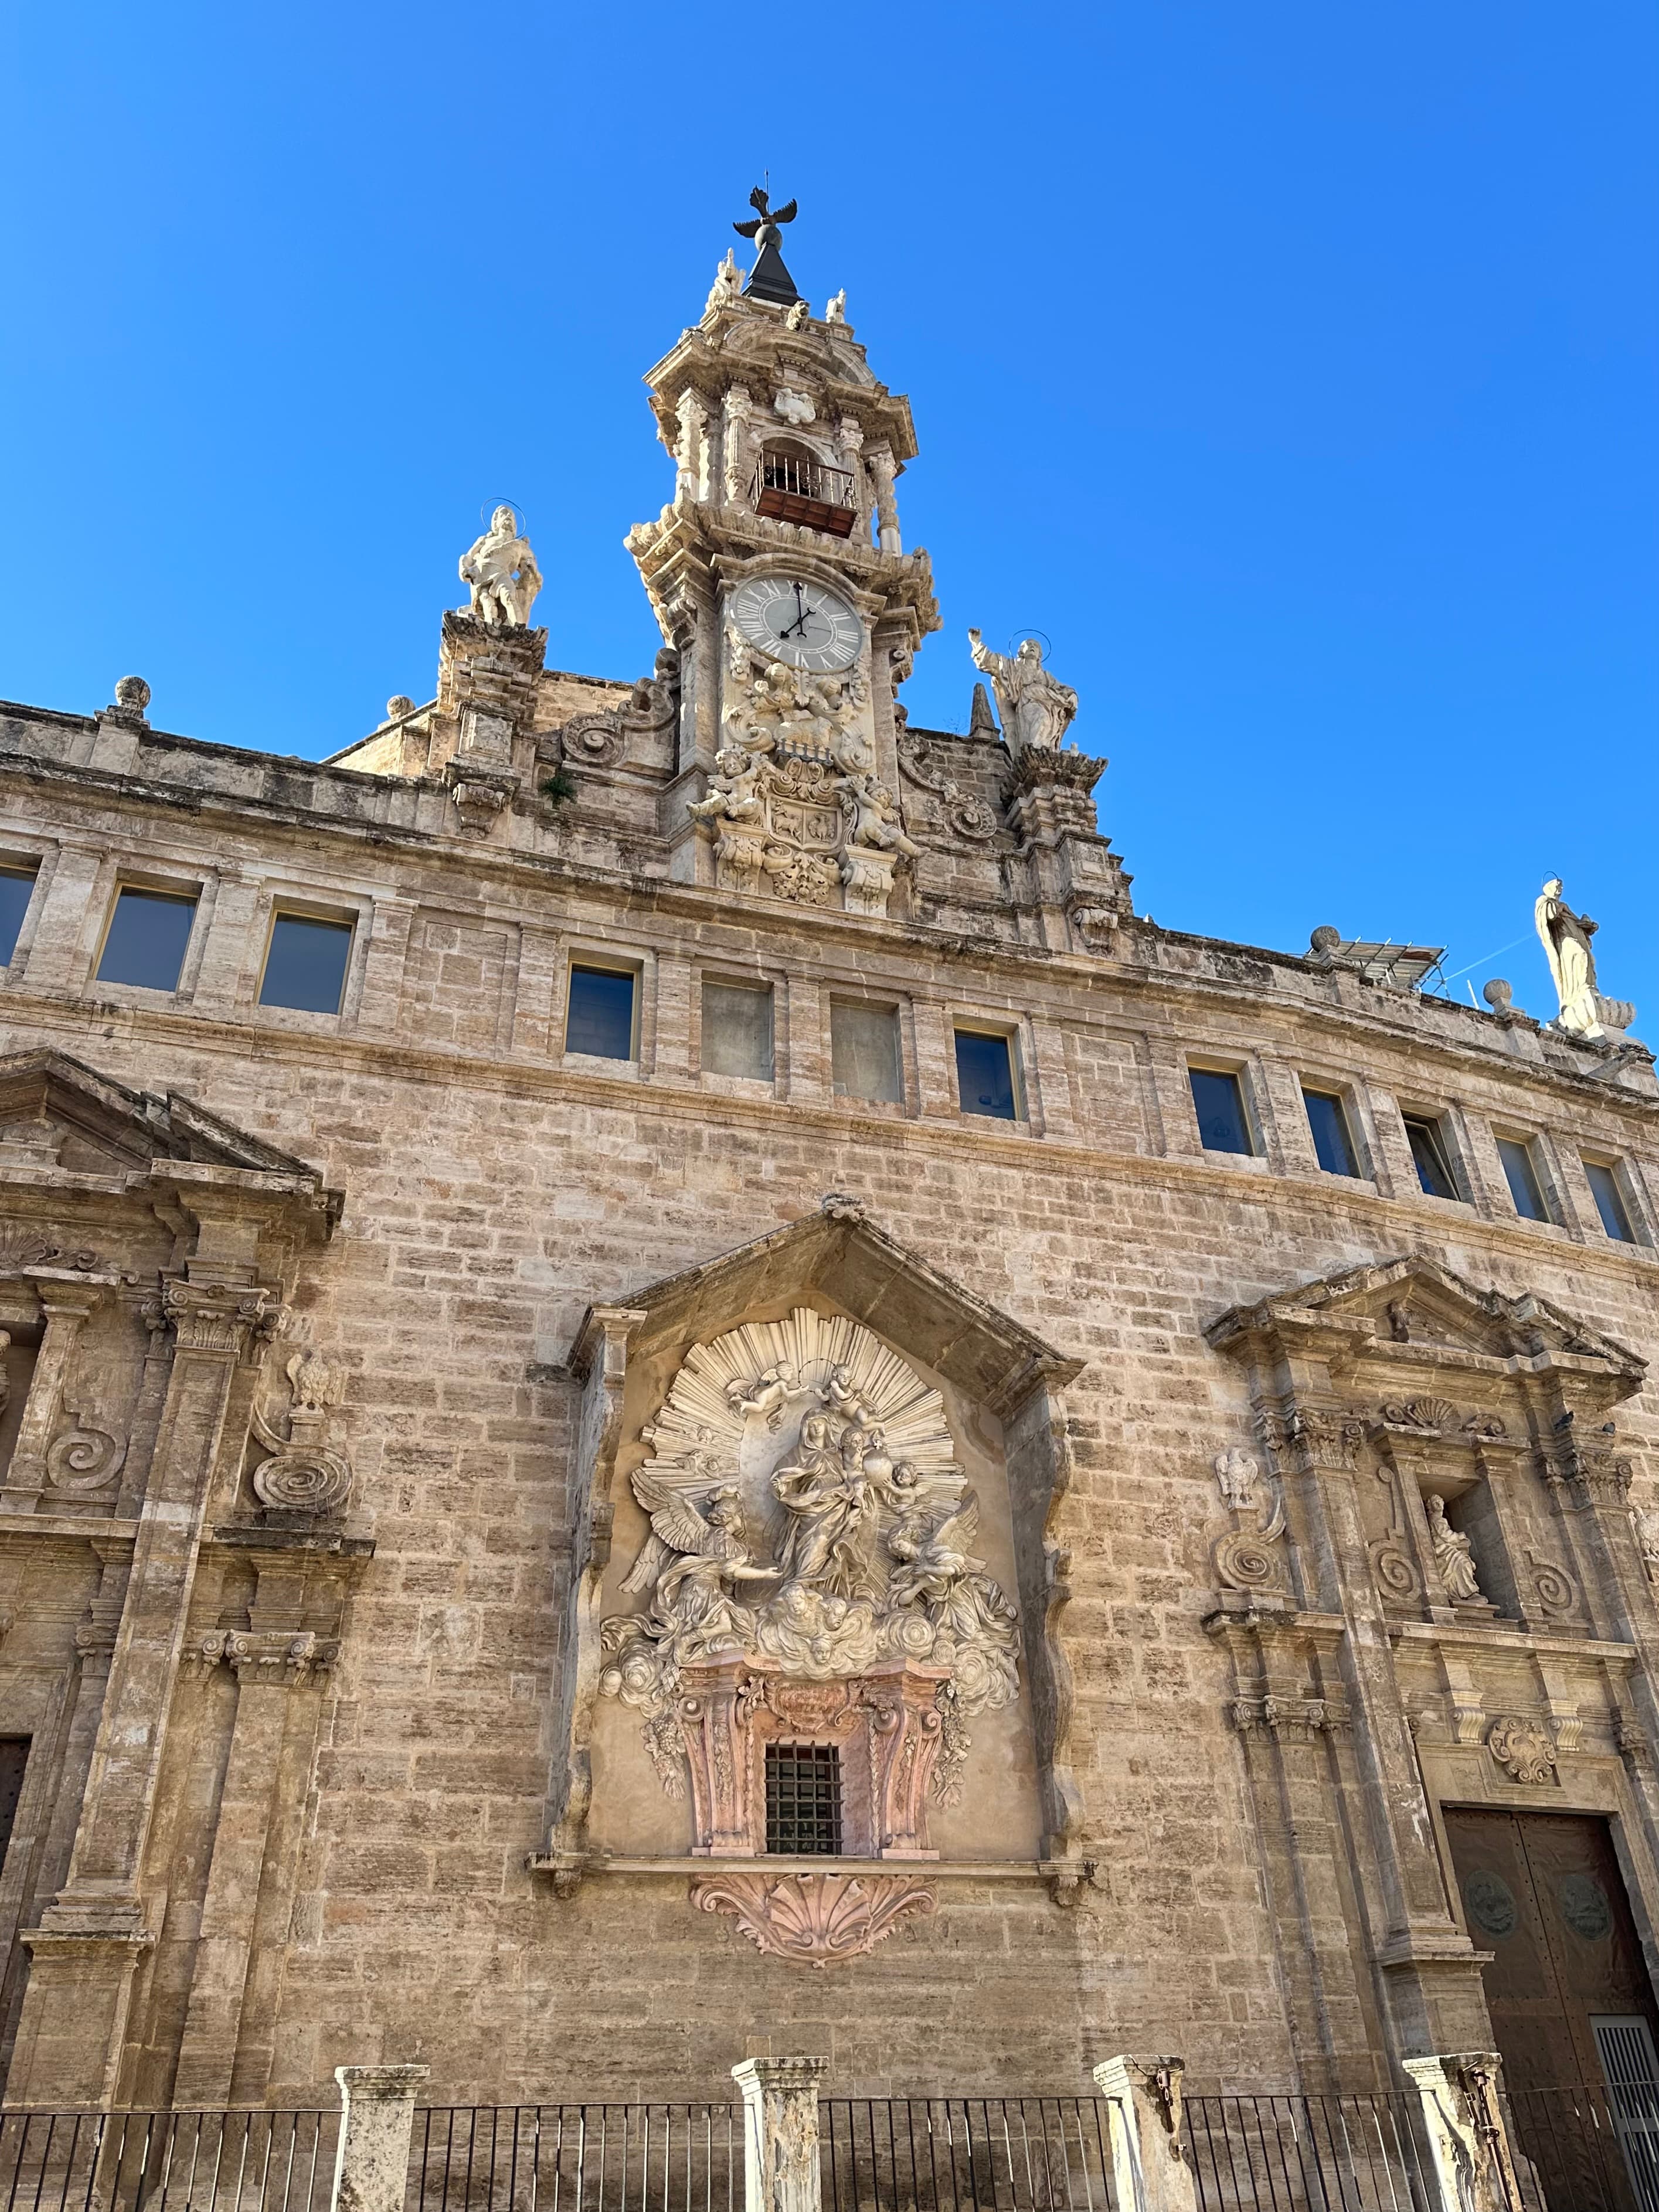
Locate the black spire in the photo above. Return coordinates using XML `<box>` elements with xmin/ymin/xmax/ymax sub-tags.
<box><xmin>733</xmin><ymin>186</ymin><xmax>803</xmax><ymax>307</ymax></box>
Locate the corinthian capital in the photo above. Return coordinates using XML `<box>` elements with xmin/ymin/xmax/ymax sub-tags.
<box><xmin>161</xmin><ymin>1279</ymin><xmax>280</xmax><ymax>1357</ymax></box>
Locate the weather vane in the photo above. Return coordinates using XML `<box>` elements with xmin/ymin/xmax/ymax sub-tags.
<box><xmin>733</xmin><ymin>185</ymin><xmax>803</xmax><ymax>307</ymax></box>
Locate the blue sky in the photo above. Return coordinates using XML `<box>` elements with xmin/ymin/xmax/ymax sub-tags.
<box><xmin>2</xmin><ymin>1</ymin><xmax>1654</xmax><ymax>1023</ymax></box>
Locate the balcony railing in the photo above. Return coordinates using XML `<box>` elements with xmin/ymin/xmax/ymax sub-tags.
<box><xmin>750</xmin><ymin>452</ymin><xmax>858</xmax><ymax>538</ymax></box>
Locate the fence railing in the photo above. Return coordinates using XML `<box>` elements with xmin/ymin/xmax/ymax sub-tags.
<box><xmin>819</xmin><ymin>2099</ymin><xmax>1116</xmax><ymax>2212</ymax></box>
<box><xmin>1508</xmin><ymin>2082</ymin><xmax>1659</xmax><ymax>2212</ymax></box>
<box><xmin>1185</xmin><ymin>2095</ymin><xmax>1436</xmax><ymax>2212</ymax></box>
<box><xmin>405</xmin><ymin>2108</ymin><xmax>739</xmax><ymax>2212</ymax></box>
<box><xmin>0</xmin><ymin>2108</ymin><xmax>338</xmax><ymax>2212</ymax></box>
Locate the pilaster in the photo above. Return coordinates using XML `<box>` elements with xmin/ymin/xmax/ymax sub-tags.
<box><xmin>732</xmin><ymin>2057</ymin><xmax>826</xmax><ymax>2212</ymax></box>
<box><xmin>7</xmin><ymin>1274</ymin><xmax>274</xmax><ymax>2107</ymax></box>
<box><xmin>1092</xmin><ymin>2057</ymin><xmax>1198</xmax><ymax>2212</ymax></box>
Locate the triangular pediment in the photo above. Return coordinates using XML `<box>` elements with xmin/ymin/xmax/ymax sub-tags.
<box><xmin>1207</xmin><ymin>1253</ymin><xmax>1645</xmax><ymax>1381</ymax></box>
<box><xmin>574</xmin><ymin>1195</ymin><xmax>1081</xmax><ymax>1417</ymax></box>
<box><xmin>0</xmin><ymin>1048</ymin><xmax>335</xmax><ymax>1191</ymax></box>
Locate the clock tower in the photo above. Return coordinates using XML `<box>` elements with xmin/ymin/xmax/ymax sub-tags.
<box><xmin>626</xmin><ymin>193</ymin><xmax>940</xmax><ymax>917</ymax></box>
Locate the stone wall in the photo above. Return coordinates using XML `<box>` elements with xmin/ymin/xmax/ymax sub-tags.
<box><xmin>0</xmin><ymin>699</ymin><xmax>1654</xmax><ymax>2109</ymax></box>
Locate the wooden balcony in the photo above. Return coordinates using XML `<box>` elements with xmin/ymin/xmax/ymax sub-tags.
<box><xmin>750</xmin><ymin>451</ymin><xmax>858</xmax><ymax>538</ymax></box>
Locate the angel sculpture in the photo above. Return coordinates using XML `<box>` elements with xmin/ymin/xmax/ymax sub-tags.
<box><xmin>888</xmin><ymin>1491</ymin><xmax>987</xmax><ymax>1611</ymax></box>
<box><xmin>623</xmin><ymin>1477</ymin><xmax>778</xmax><ymax>1651</ymax></box>
<box><xmin>688</xmin><ymin>747</ymin><xmax>764</xmax><ymax>825</ymax></box>
<box><xmin>726</xmin><ymin>1361</ymin><xmax>798</xmax><ymax>1424</ymax></box>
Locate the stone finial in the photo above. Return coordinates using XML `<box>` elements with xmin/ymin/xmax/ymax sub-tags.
<box><xmin>385</xmin><ymin>695</ymin><xmax>414</xmax><ymax>722</ymax></box>
<box><xmin>458</xmin><ymin>506</ymin><xmax>542</xmax><ymax>629</ymax></box>
<box><xmin>1483</xmin><ymin>978</ymin><xmax>1513</xmax><ymax>1012</ymax></box>
<box><xmin>1308</xmin><ymin>924</ymin><xmax>1341</xmax><ymax>955</ymax></box>
<box><xmin>106</xmin><ymin>676</ymin><xmax>151</xmax><ymax>726</ymax></box>
<box><xmin>820</xmin><ymin>1190</ymin><xmax>866</xmax><ymax>1222</ymax></box>
<box><xmin>968</xmin><ymin>682</ymin><xmax>999</xmax><ymax>740</ymax></box>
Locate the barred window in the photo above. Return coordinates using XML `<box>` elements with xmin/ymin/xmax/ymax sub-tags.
<box><xmin>765</xmin><ymin>1741</ymin><xmax>842</xmax><ymax>1856</ymax></box>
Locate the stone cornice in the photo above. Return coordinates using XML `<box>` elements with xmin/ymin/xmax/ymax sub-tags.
<box><xmin>0</xmin><ymin>743</ymin><xmax>1648</xmax><ymax>1122</ymax></box>
<box><xmin>3</xmin><ymin>993</ymin><xmax>1657</xmax><ymax>1303</ymax></box>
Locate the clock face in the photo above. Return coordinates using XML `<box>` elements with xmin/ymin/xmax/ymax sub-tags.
<box><xmin>730</xmin><ymin>577</ymin><xmax>862</xmax><ymax>672</ymax></box>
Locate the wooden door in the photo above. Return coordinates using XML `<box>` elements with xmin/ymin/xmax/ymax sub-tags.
<box><xmin>1444</xmin><ymin>1809</ymin><xmax>1659</xmax><ymax>2211</ymax></box>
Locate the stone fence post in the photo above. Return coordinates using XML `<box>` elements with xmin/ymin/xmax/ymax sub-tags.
<box><xmin>1402</xmin><ymin>2053</ymin><xmax>1525</xmax><ymax>2212</ymax></box>
<box><xmin>732</xmin><ymin>2056</ymin><xmax>827</xmax><ymax>2212</ymax></box>
<box><xmin>1092</xmin><ymin>2057</ymin><xmax>1198</xmax><ymax>2212</ymax></box>
<box><xmin>331</xmin><ymin>2063</ymin><xmax>431</xmax><ymax>2212</ymax></box>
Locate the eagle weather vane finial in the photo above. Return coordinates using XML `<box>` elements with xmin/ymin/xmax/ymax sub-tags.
<box><xmin>732</xmin><ymin>185</ymin><xmax>804</xmax><ymax>308</ymax></box>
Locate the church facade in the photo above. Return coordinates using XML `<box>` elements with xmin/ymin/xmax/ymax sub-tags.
<box><xmin>0</xmin><ymin>208</ymin><xmax>1655</xmax><ymax>2128</ymax></box>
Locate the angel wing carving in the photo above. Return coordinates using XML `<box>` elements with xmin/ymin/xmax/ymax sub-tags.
<box><xmin>927</xmin><ymin>1492</ymin><xmax>980</xmax><ymax>1557</ymax></box>
<box><xmin>620</xmin><ymin>1470</ymin><xmax>743</xmax><ymax>1595</ymax></box>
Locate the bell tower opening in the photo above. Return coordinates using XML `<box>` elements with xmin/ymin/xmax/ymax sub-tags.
<box><xmin>753</xmin><ymin>440</ymin><xmax>858</xmax><ymax>537</ymax></box>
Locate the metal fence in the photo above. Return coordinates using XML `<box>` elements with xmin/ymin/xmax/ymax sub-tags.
<box><xmin>818</xmin><ymin>2099</ymin><xmax>1116</xmax><ymax>2212</ymax></box>
<box><xmin>1508</xmin><ymin>2084</ymin><xmax>1659</xmax><ymax>2212</ymax></box>
<box><xmin>1185</xmin><ymin>2095</ymin><xmax>1435</xmax><ymax>2212</ymax></box>
<box><xmin>0</xmin><ymin>2109</ymin><xmax>338</xmax><ymax>2212</ymax></box>
<box><xmin>405</xmin><ymin>2108</ymin><xmax>739</xmax><ymax>2212</ymax></box>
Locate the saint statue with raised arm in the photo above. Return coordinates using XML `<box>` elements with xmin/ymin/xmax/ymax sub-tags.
<box><xmin>966</xmin><ymin>631</ymin><xmax>1079</xmax><ymax>757</ymax></box>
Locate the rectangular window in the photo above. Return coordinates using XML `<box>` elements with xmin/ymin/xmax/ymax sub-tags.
<box><xmin>0</xmin><ymin>1740</ymin><xmax>28</xmax><ymax>1877</ymax></box>
<box><xmin>1403</xmin><ymin>1113</ymin><xmax>1461</xmax><ymax>1201</ymax></box>
<box><xmin>955</xmin><ymin>1028</ymin><xmax>1018</xmax><ymax>1120</ymax></box>
<box><xmin>1585</xmin><ymin>1160</ymin><xmax>1638</xmax><ymax>1244</ymax></box>
<box><xmin>831</xmin><ymin>1000</ymin><xmax>903</xmax><ymax>1104</ymax></box>
<box><xmin>764</xmin><ymin>1741</ymin><xmax>842</xmax><ymax>1856</ymax></box>
<box><xmin>96</xmin><ymin>886</ymin><xmax>198</xmax><ymax>992</ymax></box>
<box><xmin>1497</xmin><ymin>1136</ymin><xmax>1553</xmax><ymax>1224</ymax></box>
<box><xmin>259</xmin><ymin>913</ymin><xmax>353</xmax><ymax>1015</ymax></box>
<box><xmin>0</xmin><ymin>866</ymin><xmax>39</xmax><ymax>966</ymax></box>
<box><xmin>1190</xmin><ymin>1067</ymin><xmax>1255</xmax><ymax>1156</ymax></box>
<box><xmin>1303</xmin><ymin>1088</ymin><xmax>1359</xmax><ymax>1177</ymax></box>
<box><xmin>702</xmin><ymin>979</ymin><xmax>774</xmax><ymax>1081</ymax></box>
<box><xmin>565</xmin><ymin>965</ymin><xmax>636</xmax><ymax>1060</ymax></box>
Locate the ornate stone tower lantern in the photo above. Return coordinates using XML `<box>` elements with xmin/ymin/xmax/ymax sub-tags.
<box><xmin>626</xmin><ymin>193</ymin><xmax>941</xmax><ymax>917</ymax></box>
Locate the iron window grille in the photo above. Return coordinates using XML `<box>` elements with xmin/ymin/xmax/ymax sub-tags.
<box><xmin>765</xmin><ymin>1740</ymin><xmax>843</xmax><ymax>1856</ymax></box>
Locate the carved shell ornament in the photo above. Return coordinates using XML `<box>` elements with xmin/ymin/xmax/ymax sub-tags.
<box><xmin>599</xmin><ymin>1308</ymin><xmax>1020</xmax><ymax>1802</ymax></box>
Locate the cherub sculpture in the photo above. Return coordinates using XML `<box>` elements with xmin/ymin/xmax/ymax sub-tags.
<box><xmin>840</xmin><ymin>771</ymin><xmax>920</xmax><ymax>857</ymax></box>
<box><xmin>688</xmin><ymin>747</ymin><xmax>764</xmax><ymax>824</ymax></box>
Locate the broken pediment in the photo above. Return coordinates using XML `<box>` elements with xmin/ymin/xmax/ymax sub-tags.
<box><xmin>1206</xmin><ymin>1254</ymin><xmax>1645</xmax><ymax>1397</ymax></box>
<box><xmin>0</xmin><ymin>1050</ymin><xmax>341</xmax><ymax>1228</ymax></box>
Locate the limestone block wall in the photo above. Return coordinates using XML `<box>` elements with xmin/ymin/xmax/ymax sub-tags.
<box><xmin>0</xmin><ymin>714</ymin><xmax>1653</xmax><ymax>2108</ymax></box>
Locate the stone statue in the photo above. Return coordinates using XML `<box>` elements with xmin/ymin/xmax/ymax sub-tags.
<box><xmin>459</xmin><ymin>505</ymin><xmax>542</xmax><ymax>629</ymax></box>
<box><xmin>687</xmin><ymin>747</ymin><xmax>764</xmax><ymax>825</ymax></box>
<box><xmin>840</xmin><ymin>771</ymin><xmax>921</xmax><ymax>857</ymax></box>
<box><xmin>967</xmin><ymin>631</ymin><xmax>1079</xmax><ymax>757</ymax></box>
<box><xmin>705</xmin><ymin>251</ymin><xmax>744</xmax><ymax>312</ymax></box>
<box><xmin>771</xmin><ymin>1415</ymin><xmax>881</xmax><ymax>1598</ymax></box>
<box><xmin>825</xmin><ymin>290</ymin><xmax>847</xmax><ymax>324</ymax></box>
<box><xmin>1425</xmin><ymin>1493</ymin><xmax>1483</xmax><ymax>1604</ymax></box>
<box><xmin>598</xmin><ymin>1306</ymin><xmax>1022</xmax><ymax>1800</ymax></box>
<box><xmin>1534</xmin><ymin>877</ymin><xmax>1633</xmax><ymax>1040</ymax></box>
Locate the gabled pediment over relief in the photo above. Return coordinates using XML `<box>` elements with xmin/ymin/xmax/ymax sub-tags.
<box><xmin>0</xmin><ymin>1050</ymin><xmax>340</xmax><ymax>1217</ymax></box>
<box><xmin>1206</xmin><ymin>1254</ymin><xmax>1645</xmax><ymax>1392</ymax></box>
<box><xmin>545</xmin><ymin>1197</ymin><xmax>1091</xmax><ymax>1929</ymax></box>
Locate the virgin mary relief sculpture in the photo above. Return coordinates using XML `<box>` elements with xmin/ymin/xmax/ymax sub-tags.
<box><xmin>597</xmin><ymin>1308</ymin><xmax>1020</xmax><ymax>1815</ymax></box>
